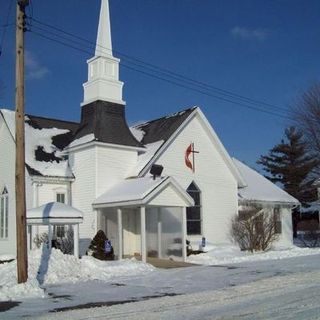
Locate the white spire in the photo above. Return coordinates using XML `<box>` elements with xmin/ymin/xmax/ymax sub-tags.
<box><xmin>95</xmin><ymin>0</ymin><xmax>112</xmax><ymax>57</ymax></box>
<box><xmin>81</xmin><ymin>0</ymin><xmax>125</xmax><ymax>106</ymax></box>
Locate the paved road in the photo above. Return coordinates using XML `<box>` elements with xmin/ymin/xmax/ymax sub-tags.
<box><xmin>34</xmin><ymin>269</ymin><xmax>320</xmax><ymax>320</ymax></box>
<box><xmin>2</xmin><ymin>254</ymin><xmax>320</xmax><ymax>319</ymax></box>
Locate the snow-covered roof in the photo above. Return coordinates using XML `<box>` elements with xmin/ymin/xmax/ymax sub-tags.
<box><xmin>233</xmin><ymin>158</ymin><xmax>299</xmax><ymax>205</ymax></box>
<box><xmin>27</xmin><ymin>202</ymin><xmax>83</xmax><ymax>224</ymax></box>
<box><xmin>0</xmin><ymin>109</ymin><xmax>76</xmax><ymax>178</ymax></box>
<box><xmin>93</xmin><ymin>176</ymin><xmax>194</xmax><ymax>208</ymax></box>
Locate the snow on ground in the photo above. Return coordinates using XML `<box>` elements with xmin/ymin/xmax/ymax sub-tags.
<box><xmin>187</xmin><ymin>243</ymin><xmax>320</xmax><ymax>265</ymax></box>
<box><xmin>2</xmin><ymin>249</ymin><xmax>320</xmax><ymax>319</ymax></box>
<box><xmin>0</xmin><ymin>247</ymin><xmax>154</xmax><ymax>301</ymax></box>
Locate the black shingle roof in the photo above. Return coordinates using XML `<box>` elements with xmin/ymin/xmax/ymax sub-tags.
<box><xmin>134</xmin><ymin>107</ymin><xmax>196</xmax><ymax>145</ymax></box>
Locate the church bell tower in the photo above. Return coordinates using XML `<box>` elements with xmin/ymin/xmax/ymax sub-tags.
<box><xmin>74</xmin><ymin>0</ymin><xmax>140</xmax><ymax>148</ymax></box>
<box><xmin>82</xmin><ymin>0</ymin><xmax>124</xmax><ymax>106</ymax></box>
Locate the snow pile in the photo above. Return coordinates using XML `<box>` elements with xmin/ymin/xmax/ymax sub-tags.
<box><xmin>0</xmin><ymin>247</ymin><xmax>154</xmax><ymax>301</ymax></box>
<box><xmin>0</xmin><ymin>254</ymin><xmax>15</xmax><ymax>261</ymax></box>
<box><xmin>187</xmin><ymin>244</ymin><xmax>320</xmax><ymax>265</ymax></box>
<box><xmin>130</xmin><ymin>126</ymin><xmax>145</xmax><ymax>142</ymax></box>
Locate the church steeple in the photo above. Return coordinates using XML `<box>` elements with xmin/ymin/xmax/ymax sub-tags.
<box><xmin>95</xmin><ymin>0</ymin><xmax>112</xmax><ymax>57</ymax></box>
<box><xmin>81</xmin><ymin>0</ymin><xmax>124</xmax><ymax>106</ymax></box>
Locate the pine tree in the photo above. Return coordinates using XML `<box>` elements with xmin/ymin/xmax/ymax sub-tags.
<box><xmin>257</xmin><ymin>126</ymin><xmax>319</xmax><ymax>206</ymax></box>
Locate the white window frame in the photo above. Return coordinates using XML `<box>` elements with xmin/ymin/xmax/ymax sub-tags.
<box><xmin>56</xmin><ymin>192</ymin><xmax>66</xmax><ymax>204</ymax></box>
<box><xmin>0</xmin><ymin>187</ymin><xmax>9</xmax><ymax>239</ymax></box>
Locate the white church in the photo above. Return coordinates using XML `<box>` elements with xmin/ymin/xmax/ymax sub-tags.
<box><xmin>0</xmin><ymin>0</ymin><xmax>298</xmax><ymax>262</ymax></box>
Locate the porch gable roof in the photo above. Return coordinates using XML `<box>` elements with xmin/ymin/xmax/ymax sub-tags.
<box><xmin>92</xmin><ymin>176</ymin><xmax>194</xmax><ymax>208</ymax></box>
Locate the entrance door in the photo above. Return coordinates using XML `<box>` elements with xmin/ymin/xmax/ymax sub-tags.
<box><xmin>122</xmin><ymin>209</ymin><xmax>139</xmax><ymax>256</ymax></box>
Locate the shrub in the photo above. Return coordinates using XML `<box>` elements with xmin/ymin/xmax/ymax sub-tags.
<box><xmin>297</xmin><ymin>220</ymin><xmax>320</xmax><ymax>247</ymax></box>
<box><xmin>87</xmin><ymin>230</ymin><xmax>114</xmax><ymax>260</ymax></box>
<box><xmin>231</xmin><ymin>205</ymin><xmax>279</xmax><ymax>252</ymax></box>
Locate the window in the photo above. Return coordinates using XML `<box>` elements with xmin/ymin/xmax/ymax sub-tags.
<box><xmin>274</xmin><ymin>207</ymin><xmax>282</xmax><ymax>234</ymax></box>
<box><xmin>55</xmin><ymin>192</ymin><xmax>66</xmax><ymax>237</ymax></box>
<box><xmin>54</xmin><ymin>225</ymin><xmax>66</xmax><ymax>238</ymax></box>
<box><xmin>186</xmin><ymin>182</ymin><xmax>202</xmax><ymax>235</ymax></box>
<box><xmin>0</xmin><ymin>187</ymin><xmax>9</xmax><ymax>239</ymax></box>
<box><xmin>56</xmin><ymin>193</ymin><xmax>66</xmax><ymax>204</ymax></box>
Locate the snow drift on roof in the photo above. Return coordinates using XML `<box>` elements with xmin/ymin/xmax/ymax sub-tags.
<box><xmin>1</xmin><ymin>109</ymin><xmax>73</xmax><ymax>178</ymax></box>
<box><xmin>233</xmin><ymin>158</ymin><xmax>299</xmax><ymax>205</ymax></box>
<box><xmin>27</xmin><ymin>202</ymin><xmax>83</xmax><ymax>219</ymax></box>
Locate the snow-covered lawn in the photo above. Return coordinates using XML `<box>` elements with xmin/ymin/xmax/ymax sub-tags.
<box><xmin>187</xmin><ymin>243</ymin><xmax>320</xmax><ymax>265</ymax></box>
<box><xmin>1</xmin><ymin>244</ymin><xmax>320</xmax><ymax>319</ymax></box>
<box><xmin>0</xmin><ymin>247</ymin><xmax>154</xmax><ymax>301</ymax></box>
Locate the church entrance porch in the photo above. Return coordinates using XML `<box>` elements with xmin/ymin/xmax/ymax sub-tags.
<box><xmin>93</xmin><ymin>176</ymin><xmax>194</xmax><ymax>262</ymax></box>
<box><xmin>97</xmin><ymin>206</ymin><xmax>186</xmax><ymax>262</ymax></box>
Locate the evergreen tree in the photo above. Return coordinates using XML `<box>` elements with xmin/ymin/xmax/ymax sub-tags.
<box><xmin>257</xmin><ymin>126</ymin><xmax>319</xmax><ymax>206</ymax></box>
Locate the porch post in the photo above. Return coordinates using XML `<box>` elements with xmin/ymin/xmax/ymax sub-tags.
<box><xmin>48</xmin><ymin>223</ymin><xmax>52</xmax><ymax>250</ymax></box>
<box><xmin>117</xmin><ymin>208</ymin><xmax>123</xmax><ymax>260</ymax></box>
<box><xmin>73</xmin><ymin>224</ymin><xmax>79</xmax><ymax>258</ymax></box>
<box><xmin>157</xmin><ymin>208</ymin><xmax>162</xmax><ymax>259</ymax></box>
<box><xmin>140</xmin><ymin>206</ymin><xmax>146</xmax><ymax>263</ymax></box>
<box><xmin>95</xmin><ymin>209</ymin><xmax>100</xmax><ymax>235</ymax></box>
<box><xmin>182</xmin><ymin>207</ymin><xmax>187</xmax><ymax>262</ymax></box>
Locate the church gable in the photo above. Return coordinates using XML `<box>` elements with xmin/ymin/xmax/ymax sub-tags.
<box><xmin>131</xmin><ymin>107</ymin><xmax>244</xmax><ymax>187</ymax></box>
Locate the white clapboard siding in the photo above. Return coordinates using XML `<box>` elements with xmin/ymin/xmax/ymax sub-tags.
<box><xmin>155</xmin><ymin>113</ymin><xmax>238</xmax><ymax>244</ymax></box>
<box><xmin>277</xmin><ymin>207</ymin><xmax>293</xmax><ymax>246</ymax></box>
<box><xmin>70</xmin><ymin>144</ymin><xmax>138</xmax><ymax>240</ymax></box>
<box><xmin>95</xmin><ymin>145</ymin><xmax>138</xmax><ymax>197</ymax></box>
<box><xmin>0</xmin><ymin>119</ymin><xmax>17</xmax><ymax>256</ymax></box>
<box><xmin>37</xmin><ymin>183</ymin><xmax>69</xmax><ymax>206</ymax></box>
<box><xmin>69</xmin><ymin>147</ymin><xmax>97</xmax><ymax>239</ymax></box>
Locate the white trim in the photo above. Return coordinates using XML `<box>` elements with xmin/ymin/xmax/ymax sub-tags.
<box><xmin>92</xmin><ymin>177</ymin><xmax>194</xmax><ymax>209</ymax></box>
<box><xmin>32</xmin><ymin>176</ymin><xmax>74</xmax><ymax>184</ymax></box>
<box><xmin>65</xmin><ymin>140</ymin><xmax>145</xmax><ymax>153</ymax></box>
<box><xmin>117</xmin><ymin>208</ymin><xmax>123</xmax><ymax>260</ymax></box>
<box><xmin>140</xmin><ymin>206</ymin><xmax>146</xmax><ymax>263</ymax></box>
<box><xmin>239</xmin><ymin>199</ymin><xmax>299</xmax><ymax>207</ymax></box>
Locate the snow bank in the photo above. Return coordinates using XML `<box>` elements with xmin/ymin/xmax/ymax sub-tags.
<box><xmin>0</xmin><ymin>247</ymin><xmax>154</xmax><ymax>301</ymax></box>
<box><xmin>187</xmin><ymin>244</ymin><xmax>320</xmax><ymax>265</ymax></box>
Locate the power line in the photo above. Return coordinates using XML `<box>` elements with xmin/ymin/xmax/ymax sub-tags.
<box><xmin>28</xmin><ymin>28</ymin><xmax>293</xmax><ymax>121</ymax></box>
<box><xmin>27</xmin><ymin>16</ymin><xmax>290</xmax><ymax>115</ymax></box>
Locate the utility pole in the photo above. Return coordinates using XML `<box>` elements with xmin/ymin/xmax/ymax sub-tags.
<box><xmin>15</xmin><ymin>0</ymin><xmax>29</xmax><ymax>284</ymax></box>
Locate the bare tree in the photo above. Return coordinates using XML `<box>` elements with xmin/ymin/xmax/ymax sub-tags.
<box><xmin>230</xmin><ymin>205</ymin><xmax>280</xmax><ymax>252</ymax></box>
<box><xmin>292</xmin><ymin>83</ymin><xmax>320</xmax><ymax>170</ymax></box>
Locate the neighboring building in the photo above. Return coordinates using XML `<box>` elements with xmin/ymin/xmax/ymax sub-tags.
<box><xmin>0</xmin><ymin>0</ymin><xmax>298</xmax><ymax>261</ymax></box>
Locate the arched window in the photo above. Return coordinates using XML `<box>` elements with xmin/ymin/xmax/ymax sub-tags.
<box><xmin>186</xmin><ymin>182</ymin><xmax>201</xmax><ymax>235</ymax></box>
<box><xmin>0</xmin><ymin>187</ymin><xmax>9</xmax><ymax>239</ymax></box>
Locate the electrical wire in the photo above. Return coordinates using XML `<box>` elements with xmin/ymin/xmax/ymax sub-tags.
<box><xmin>27</xmin><ymin>16</ymin><xmax>291</xmax><ymax>115</ymax></box>
<box><xmin>28</xmin><ymin>28</ymin><xmax>294</xmax><ymax>121</ymax></box>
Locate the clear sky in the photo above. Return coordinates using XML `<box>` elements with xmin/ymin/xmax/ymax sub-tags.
<box><xmin>0</xmin><ymin>0</ymin><xmax>319</xmax><ymax>170</ymax></box>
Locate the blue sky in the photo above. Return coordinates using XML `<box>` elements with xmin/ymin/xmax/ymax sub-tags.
<box><xmin>0</xmin><ymin>0</ymin><xmax>319</xmax><ymax>170</ymax></box>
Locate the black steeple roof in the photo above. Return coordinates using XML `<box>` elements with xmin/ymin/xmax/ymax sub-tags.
<box><xmin>72</xmin><ymin>100</ymin><xmax>142</xmax><ymax>148</ymax></box>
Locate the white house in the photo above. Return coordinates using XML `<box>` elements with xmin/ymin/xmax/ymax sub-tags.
<box><xmin>0</xmin><ymin>0</ymin><xmax>298</xmax><ymax>262</ymax></box>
